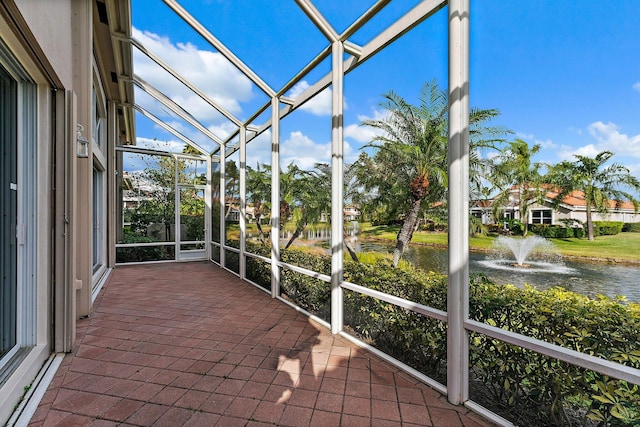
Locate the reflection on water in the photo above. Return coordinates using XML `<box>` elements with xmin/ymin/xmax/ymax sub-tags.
<box><xmin>359</xmin><ymin>242</ymin><xmax>640</xmax><ymax>303</ymax></box>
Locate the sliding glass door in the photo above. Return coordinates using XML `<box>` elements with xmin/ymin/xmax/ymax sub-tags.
<box><xmin>0</xmin><ymin>64</ymin><xmax>17</xmax><ymax>362</ymax></box>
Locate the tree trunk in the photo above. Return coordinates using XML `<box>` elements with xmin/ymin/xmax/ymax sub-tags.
<box><xmin>392</xmin><ymin>198</ymin><xmax>422</xmax><ymax>267</ymax></box>
<box><xmin>284</xmin><ymin>225</ymin><xmax>305</xmax><ymax>249</ymax></box>
<box><xmin>520</xmin><ymin>185</ymin><xmax>529</xmax><ymax>236</ymax></box>
<box><xmin>586</xmin><ymin>203</ymin><xmax>595</xmax><ymax>241</ymax></box>
<box><xmin>255</xmin><ymin>215</ymin><xmax>266</xmax><ymax>245</ymax></box>
<box><xmin>344</xmin><ymin>238</ymin><xmax>359</xmax><ymax>263</ymax></box>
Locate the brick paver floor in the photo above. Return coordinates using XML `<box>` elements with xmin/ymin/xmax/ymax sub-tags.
<box><xmin>29</xmin><ymin>261</ymin><xmax>495</xmax><ymax>426</ymax></box>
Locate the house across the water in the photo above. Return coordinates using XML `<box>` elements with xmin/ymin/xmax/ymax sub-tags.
<box><xmin>471</xmin><ymin>186</ymin><xmax>640</xmax><ymax>226</ymax></box>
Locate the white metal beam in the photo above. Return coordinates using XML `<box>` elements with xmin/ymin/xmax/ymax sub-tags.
<box><xmin>271</xmin><ymin>0</ymin><xmax>447</xmax><ymax>132</ymax></box>
<box><xmin>343</xmin><ymin>41</ymin><xmax>363</xmax><ymax>58</ymax></box>
<box><xmin>295</xmin><ymin>0</ymin><xmax>339</xmax><ymax>42</ymax></box>
<box><xmin>447</xmin><ymin>0</ymin><xmax>471</xmax><ymax>406</ymax></box>
<box><xmin>174</xmin><ymin>155</ymin><xmax>180</xmax><ymax>260</ymax></box>
<box><xmin>239</xmin><ymin>126</ymin><xmax>246</xmax><ymax>280</ymax></box>
<box><xmin>133</xmin><ymin>75</ymin><xmax>225</xmax><ymax>146</ymax></box>
<box><xmin>133</xmin><ymin>104</ymin><xmax>209</xmax><ymax>155</ymax></box>
<box><xmin>163</xmin><ymin>0</ymin><xmax>276</xmax><ymax>97</ymax></box>
<box><xmin>465</xmin><ymin>320</ymin><xmax>640</xmax><ymax>386</ymax></box>
<box><xmin>339</xmin><ymin>0</ymin><xmax>391</xmax><ymax>40</ymax></box>
<box><xmin>205</xmin><ymin>155</ymin><xmax>212</xmax><ymax>262</ymax></box>
<box><xmin>219</xmin><ymin>143</ymin><xmax>226</xmax><ymax>267</ymax></box>
<box><xmin>131</xmin><ymin>37</ymin><xmax>242</xmax><ymax>127</ymax></box>
<box><xmin>270</xmin><ymin>97</ymin><xmax>280</xmax><ymax>299</ymax></box>
<box><xmin>241</xmin><ymin>1</ymin><xmax>444</xmax><ymax>148</ymax></box>
<box><xmin>330</xmin><ymin>40</ymin><xmax>344</xmax><ymax>335</ymax></box>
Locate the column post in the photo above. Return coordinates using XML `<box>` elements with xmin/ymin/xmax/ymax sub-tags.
<box><xmin>330</xmin><ymin>40</ymin><xmax>344</xmax><ymax>334</ymax></box>
<box><xmin>447</xmin><ymin>0</ymin><xmax>470</xmax><ymax>405</ymax></box>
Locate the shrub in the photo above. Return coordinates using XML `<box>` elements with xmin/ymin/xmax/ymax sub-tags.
<box><xmin>507</xmin><ymin>219</ymin><xmax>524</xmax><ymax>235</ymax></box>
<box><xmin>573</xmin><ymin>226</ymin><xmax>586</xmax><ymax>239</ymax></box>
<box><xmin>116</xmin><ymin>233</ymin><xmax>166</xmax><ymax>262</ymax></box>
<box><xmin>529</xmin><ymin>224</ymin><xmax>574</xmax><ymax>238</ymax></box>
<box><xmin>623</xmin><ymin>222</ymin><xmax>640</xmax><ymax>233</ymax></box>
<box><xmin>469</xmin><ymin>277</ymin><xmax>640</xmax><ymax>426</ymax></box>
<box><xmin>343</xmin><ymin>260</ymin><xmax>449</xmax><ymax>380</ymax></box>
<box><xmin>245</xmin><ymin>242</ymin><xmax>271</xmax><ymax>289</ymax></box>
<box><xmin>245</xmin><ymin>242</ymin><xmax>333</xmax><ymax>319</ymax></box>
<box><xmin>594</xmin><ymin>221</ymin><xmax>624</xmax><ymax>236</ymax></box>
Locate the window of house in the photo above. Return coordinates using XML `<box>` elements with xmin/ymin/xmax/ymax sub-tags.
<box><xmin>531</xmin><ymin>209</ymin><xmax>552</xmax><ymax>224</ymax></box>
<box><xmin>0</xmin><ymin>64</ymin><xmax>18</xmax><ymax>364</ymax></box>
<box><xmin>91</xmin><ymin>66</ymin><xmax>108</xmax><ymax>284</ymax></box>
<box><xmin>0</xmin><ymin>48</ymin><xmax>37</xmax><ymax>376</ymax></box>
<box><xmin>92</xmin><ymin>85</ymin><xmax>106</xmax><ymax>151</ymax></box>
<box><xmin>93</xmin><ymin>165</ymin><xmax>105</xmax><ymax>273</ymax></box>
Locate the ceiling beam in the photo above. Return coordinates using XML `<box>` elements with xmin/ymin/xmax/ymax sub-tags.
<box><xmin>163</xmin><ymin>0</ymin><xmax>275</xmax><ymax>97</ymax></box>
<box><xmin>134</xmin><ymin>104</ymin><xmax>209</xmax><ymax>155</ymax></box>
<box><xmin>131</xmin><ymin>36</ymin><xmax>242</xmax><ymax>127</ymax></box>
<box><xmin>133</xmin><ymin>74</ymin><xmax>224</xmax><ymax>146</ymax></box>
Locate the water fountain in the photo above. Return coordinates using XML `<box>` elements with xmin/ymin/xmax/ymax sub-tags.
<box><xmin>497</xmin><ymin>235</ymin><xmax>552</xmax><ymax>267</ymax></box>
<box><xmin>477</xmin><ymin>235</ymin><xmax>574</xmax><ymax>274</ymax></box>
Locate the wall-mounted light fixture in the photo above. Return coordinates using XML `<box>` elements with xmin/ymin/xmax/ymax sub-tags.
<box><xmin>76</xmin><ymin>124</ymin><xmax>89</xmax><ymax>158</ymax></box>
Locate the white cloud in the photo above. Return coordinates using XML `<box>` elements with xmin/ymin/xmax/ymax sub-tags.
<box><xmin>281</xmin><ymin>131</ymin><xmax>330</xmax><ymax>169</ymax></box>
<box><xmin>344</xmin><ymin>123</ymin><xmax>379</xmax><ymax>143</ymax></box>
<box><xmin>513</xmin><ymin>132</ymin><xmax>556</xmax><ymax>150</ymax></box>
<box><xmin>587</xmin><ymin>121</ymin><xmax>640</xmax><ymax>158</ymax></box>
<box><xmin>556</xmin><ymin>121</ymin><xmax>640</xmax><ymax>167</ymax></box>
<box><xmin>132</xmin><ymin>27</ymin><xmax>254</xmax><ymax>122</ymax></box>
<box><xmin>245</xmin><ymin>130</ymin><xmax>272</xmax><ymax>169</ymax></box>
<box><xmin>515</xmin><ymin>132</ymin><xmax>534</xmax><ymax>140</ymax></box>
<box><xmin>207</xmin><ymin>122</ymin><xmax>238</xmax><ymax>141</ymax></box>
<box><xmin>558</xmin><ymin>143</ymin><xmax>599</xmax><ymax>161</ymax></box>
<box><xmin>628</xmin><ymin>163</ymin><xmax>640</xmax><ymax>176</ymax></box>
<box><xmin>344</xmin><ymin>110</ymin><xmax>387</xmax><ymax>143</ymax></box>
<box><xmin>534</xmin><ymin>138</ymin><xmax>556</xmax><ymax>149</ymax></box>
<box><xmin>568</xmin><ymin>126</ymin><xmax>584</xmax><ymax>136</ymax></box>
<box><xmin>287</xmin><ymin>81</ymin><xmax>345</xmax><ymax>116</ymax></box>
<box><xmin>633</xmin><ymin>82</ymin><xmax>640</xmax><ymax>92</ymax></box>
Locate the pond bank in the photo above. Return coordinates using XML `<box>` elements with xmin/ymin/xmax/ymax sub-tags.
<box><xmin>360</xmin><ymin>235</ymin><xmax>640</xmax><ymax>266</ymax></box>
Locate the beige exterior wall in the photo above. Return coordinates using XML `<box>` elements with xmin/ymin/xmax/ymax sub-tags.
<box><xmin>73</xmin><ymin>0</ymin><xmax>94</xmax><ymax>318</ymax></box>
<box><xmin>0</xmin><ymin>0</ymin><xmax>131</xmax><ymax>422</ymax></box>
<box><xmin>14</xmin><ymin>0</ymin><xmax>74</xmax><ymax>87</ymax></box>
<box><xmin>0</xmin><ymin>8</ymin><xmax>55</xmax><ymax>422</ymax></box>
<box><xmin>517</xmin><ymin>200</ymin><xmax>639</xmax><ymax>226</ymax></box>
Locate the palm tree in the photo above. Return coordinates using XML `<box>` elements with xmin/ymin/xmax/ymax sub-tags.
<box><xmin>246</xmin><ymin>163</ymin><xmax>271</xmax><ymax>244</ymax></box>
<box><xmin>490</xmin><ymin>139</ymin><xmax>544</xmax><ymax>236</ymax></box>
<box><xmin>224</xmin><ymin>159</ymin><xmax>240</xmax><ymax>219</ymax></box>
<box><xmin>360</xmin><ymin>80</ymin><xmax>506</xmax><ymax>266</ymax></box>
<box><xmin>312</xmin><ymin>162</ymin><xmax>360</xmax><ymax>262</ymax></box>
<box><xmin>279</xmin><ymin>162</ymin><xmax>330</xmax><ymax>249</ymax></box>
<box><xmin>546</xmin><ymin>151</ymin><xmax>640</xmax><ymax>241</ymax></box>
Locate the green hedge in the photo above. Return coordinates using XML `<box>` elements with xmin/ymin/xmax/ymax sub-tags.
<box><xmin>469</xmin><ymin>277</ymin><xmax>640</xmax><ymax>426</ymax></box>
<box><xmin>244</xmin><ymin>242</ymin><xmax>332</xmax><ymax>320</ymax></box>
<box><xmin>529</xmin><ymin>224</ymin><xmax>576</xmax><ymax>238</ymax></box>
<box><xmin>622</xmin><ymin>222</ymin><xmax>640</xmax><ymax>233</ymax></box>
<box><xmin>116</xmin><ymin>233</ymin><xmax>169</xmax><ymax>263</ymax></box>
<box><xmin>594</xmin><ymin>221</ymin><xmax>624</xmax><ymax>236</ymax></box>
<box><xmin>573</xmin><ymin>226</ymin><xmax>586</xmax><ymax>239</ymax></box>
<box><xmin>248</xmin><ymin>246</ymin><xmax>640</xmax><ymax>426</ymax></box>
<box><xmin>529</xmin><ymin>222</ymin><xmax>628</xmax><ymax>239</ymax></box>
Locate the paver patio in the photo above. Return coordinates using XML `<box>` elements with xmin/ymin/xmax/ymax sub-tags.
<box><xmin>28</xmin><ymin>261</ymin><xmax>494</xmax><ymax>426</ymax></box>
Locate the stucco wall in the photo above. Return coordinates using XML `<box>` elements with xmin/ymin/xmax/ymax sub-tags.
<box><xmin>15</xmin><ymin>0</ymin><xmax>74</xmax><ymax>87</ymax></box>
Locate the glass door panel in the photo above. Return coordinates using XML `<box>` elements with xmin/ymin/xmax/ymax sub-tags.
<box><xmin>178</xmin><ymin>186</ymin><xmax>206</xmax><ymax>260</ymax></box>
<box><xmin>0</xmin><ymin>65</ymin><xmax>17</xmax><ymax>362</ymax></box>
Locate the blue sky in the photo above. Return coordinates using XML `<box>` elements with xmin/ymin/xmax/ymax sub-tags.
<box><xmin>129</xmin><ymin>1</ymin><xmax>640</xmax><ymax>183</ymax></box>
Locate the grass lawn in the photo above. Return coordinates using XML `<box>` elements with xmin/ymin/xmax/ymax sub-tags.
<box><xmin>360</xmin><ymin>224</ymin><xmax>640</xmax><ymax>263</ymax></box>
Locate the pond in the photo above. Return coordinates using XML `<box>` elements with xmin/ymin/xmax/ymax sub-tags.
<box><xmin>357</xmin><ymin>241</ymin><xmax>640</xmax><ymax>303</ymax></box>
